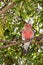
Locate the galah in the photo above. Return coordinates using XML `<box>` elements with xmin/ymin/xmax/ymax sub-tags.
<box><xmin>22</xmin><ymin>23</ymin><xmax>34</xmax><ymax>53</ymax></box>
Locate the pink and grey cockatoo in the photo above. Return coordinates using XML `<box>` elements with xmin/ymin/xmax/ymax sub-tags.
<box><xmin>22</xmin><ymin>20</ymin><xmax>34</xmax><ymax>54</ymax></box>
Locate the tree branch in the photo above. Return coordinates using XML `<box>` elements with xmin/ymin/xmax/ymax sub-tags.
<box><xmin>0</xmin><ymin>42</ymin><xmax>19</xmax><ymax>49</ymax></box>
<box><xmin>0</xmin><ymin>34</ymin><xmax>43</xmax><ymax>49</ymax></box>
<box><xmin>0</xmin><ymin>2</ymin><xmax>16</xmax><ymax>15</ymax></box>
<box><xmin>0</xmin><ymin>0</ymin><xmax>4</xmax><ymax>2</ymax></box>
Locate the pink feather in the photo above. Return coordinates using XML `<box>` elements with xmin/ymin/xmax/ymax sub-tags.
<box><xmin>22</xmin><ymin>23</ymin><xmax>34</xmax><ymax>40</ymax></box>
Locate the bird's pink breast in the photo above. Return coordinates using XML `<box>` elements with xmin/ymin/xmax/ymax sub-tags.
<box><xmin>22</xmin><ymin>24</ymin><xmax>34</xmax><ymax>40</ymax></box>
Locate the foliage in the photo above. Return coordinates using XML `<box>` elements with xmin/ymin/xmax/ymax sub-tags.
<box><xmin>0</xmin><ymin>0</ymin><xmax>43</xmax><ymax>65</ymax></box>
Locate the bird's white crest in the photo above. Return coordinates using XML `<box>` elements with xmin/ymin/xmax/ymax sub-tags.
<box><xmin>25</xmin><ymin>17</ymin><xmax>34</xmax><ymax>25</ymax></box>
<box><xmin>29</xmin><ymin>18</ymin><xmax>34</xmax><ymax>25</ymax></box>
